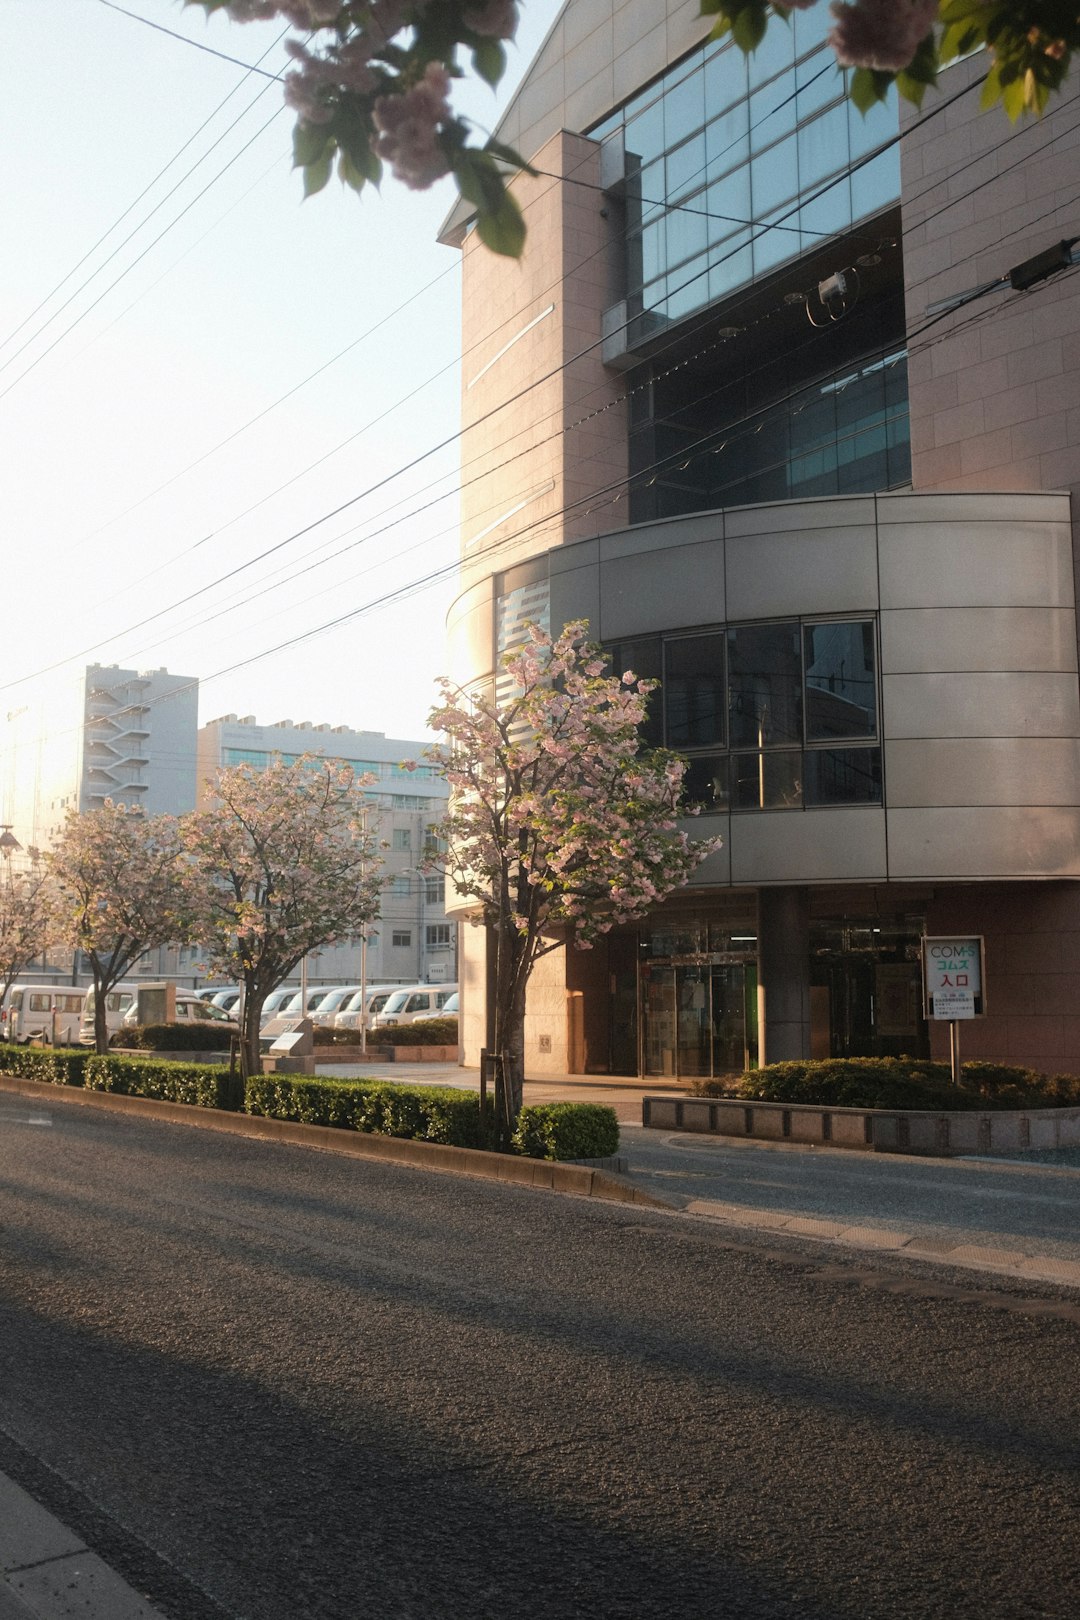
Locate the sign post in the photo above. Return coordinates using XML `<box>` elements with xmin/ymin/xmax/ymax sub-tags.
<box><xmin>921</xmin><ymin>936</ymin><xmax>985</xmax><ymax>1087</ymax></box>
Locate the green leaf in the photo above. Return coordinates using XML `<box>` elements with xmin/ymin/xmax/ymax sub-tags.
<box><xmin>484</xmin><ymin>136</ymin><xmax>538</xmax><ymax>177</ymax></box>
<box><xmin>731</xmin><ymin>3</ymin><xmax>767</xmax><ymax>54</ymax></box>
<box><xmin>337</xmin><ymin>149</ymin><xmax>369</xmax><ymax>193</ymax></box>
<box><xmin>293</xmin><ymin>121</ymin><xmax>332</xmax><ymax>170</ymax></box>
<box><xmin>471</xmin><ymin>38</ymin><xmax>506</xmax><ymax>89</ymax></box>
<box><xmin>476</xmin><ymin>188</ymin><xmax>526</xmax><ymax>259</ymax></box>
<box><xmin>302</xmin><ymin>148</ymin><xmax>334</xmax><ymax>199</ymax></box>
<box><xmin>849</xmin><ymin>67</ymin><xmax>893</xmax><ymax>114</ymax></box>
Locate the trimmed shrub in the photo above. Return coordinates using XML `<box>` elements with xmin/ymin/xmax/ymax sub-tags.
<box><xmin>84</xmin><ymin>1054</ymin><xmax>243</xmax><ymax>1111</ymax></box>
<box><xmin>319</xmin><ymin>1017</ymin><xmax>459</xmax><ymax>1047</ymax></box>
<box><xmin>688</xmin><ymin>1057</ymin><xmax>1080</xmax><ymax>1112</ymax></box>
<box><xmin>115</xmin><ymin>1022</ymin><xmax>235</xmax><ymax>1052</ymax></box>
<box><xmin>511</xmin><ymin>1103</ymin><xmax>620</xmax><ymax>1161</ymax></box>
<box><xmin>0</xmin><ymin>1042</ymin><xmax>87</xmax><ymax>1087</ymax></box>
<box><xmin>244</xmin><ymin>1074</ymin><xmax>489</xmax><ymax>1146</ymax></box>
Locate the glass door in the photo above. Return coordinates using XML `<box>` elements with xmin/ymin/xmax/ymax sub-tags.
<box><xmin>641</xmin><ymin>961</ymin><xmax>753</xmax><ymax>1077</ymax></box>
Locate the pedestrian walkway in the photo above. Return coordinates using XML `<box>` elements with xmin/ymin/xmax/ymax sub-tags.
<box><xmin>0</xmin><ymin>1472</ymin><xmax>164</xmax><ymax>1620</ymax></box>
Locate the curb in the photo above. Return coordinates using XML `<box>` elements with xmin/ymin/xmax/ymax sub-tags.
<box><xmin>682</xmin><ymin>1197</ymin><xmax>1080</xmax><ymax>1288</ymax></box>
<box><xmin>0</xmin><ymin>1472</ymin><xmax>165</xmax><ymax>1620</ymax></box>
<box><xmin>0</xmin><ymin>1075</ymin><xmax>670</xmax><ymax>1211</ymax></box>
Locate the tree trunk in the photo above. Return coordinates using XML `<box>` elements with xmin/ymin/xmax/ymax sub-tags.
<box><xmin>94</xmin><ymin>975</ymin><xmax>108</xmax><ymax>1055</ymax></box>
<box><xmin>492</xmin><ymin>915</ymin><xmax>528</xmax><ymax>1144</ymax></box>
<box><xmin>241</xmin><ymin>985</ymin><xmax>262</xmax><ymax>1080</ymax></box>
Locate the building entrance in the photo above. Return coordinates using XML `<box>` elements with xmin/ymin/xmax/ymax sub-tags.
<box><xmin>640</xmin><ymin>961</ymin><xmax>758</xmax><ymax>1078</ymax></box>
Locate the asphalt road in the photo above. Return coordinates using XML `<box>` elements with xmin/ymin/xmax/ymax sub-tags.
<box><xmin>1</xmin><ymin>1092</ymin><xmax>1079</xmax><ymax>1620</ymax></box>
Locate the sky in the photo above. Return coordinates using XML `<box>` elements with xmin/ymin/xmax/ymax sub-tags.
<box><xmin>0</xmin><ymin>0</ymin><xmax>560</xmax><ymax>746</ymax></box>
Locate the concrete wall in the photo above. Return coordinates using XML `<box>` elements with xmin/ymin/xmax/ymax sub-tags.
<box><xmin>459</xmin><ymin>129</ymin><xmax>627</xmax><ymax>594</ymax></box>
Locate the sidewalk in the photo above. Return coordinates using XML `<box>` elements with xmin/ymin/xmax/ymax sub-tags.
<box><xmin>0</xmin><ymin>1473</ymin><xmax>164</xmax><ymax>1620</ymax></box>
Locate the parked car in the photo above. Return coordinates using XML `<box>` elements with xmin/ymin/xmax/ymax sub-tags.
<box><xmin>120</xmin><ymin>991</ymin><xmax>239</xmax><ymax>1032</ymax></box>
<box><xmin>209</xmin><ymin>988</ymin><xmax>243</xmax><ymax>1013</ymax></box>
<box><xmin>333</xmin><ymin>986</ymin><xmax>408</xmax><ymax>1031</ymax></box>
<box><xmin>370</xmin><ymin>984</ymin><xmax>459</xmax><ymax>1029</ymax></box>
<box><xmin>258</xmin><ymin>985</ymin><xmax>300</xmax><ymax>1026</ymax></box>
<box><xmin>2</xmin><ymin>985</ymin><xmax>87</xmax><ymax>1045</ymax></box>
<box><xmin>308</xmin><ymin>986</ymin><xmax>363</xmax><ymax>1026</ymax></box>
<box><xmin>440</xmin><ymin>992</ymin><xmax>459</xmax><ymax>1016</ymax></box>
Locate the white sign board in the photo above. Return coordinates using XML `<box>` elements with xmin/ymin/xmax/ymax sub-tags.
<box><xmin>922</xmin><ymin>936</ymin><xmax>985</xmax><ymax>1020</ymax></box>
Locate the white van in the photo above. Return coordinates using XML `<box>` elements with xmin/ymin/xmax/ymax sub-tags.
<box><xmin>333</xmin><ymin>986</ymin><xmax>408</xmax><ymax>1032</ymax></box>
<box><xmin>79</xmin><ymin>984</ymin><xmax>138</xmax><ymax>1045</ymax></box>
<box><xmin>308</xmin><ymin>986</ymin><xmax>363</xmax><ymax>1026</ymax></box>
<box><xmin>3</xmin><ymin>986</ymin><xmax>87</xmax><ymax>1045</ymax></box>
<box><xmin>259</xmin><ymin>985</ymin><xmax>300</xmax><ymax>1026</ymax></box>
<box><xmin>370</xmin><ymin>984</ymin><xmax>459</xmax><ymax>1029</ymax></box>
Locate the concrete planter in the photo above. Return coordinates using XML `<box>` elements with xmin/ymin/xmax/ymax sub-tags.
<box><xmin>642</xmin><ymin>1095</ymin><xmax>1080</xmax><ymax>1157</ymax></box>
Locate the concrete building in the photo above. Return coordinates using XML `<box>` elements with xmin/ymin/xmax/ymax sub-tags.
<box><xmin>441</xmin><ymin>1</ymin><xmax>1080</xmax><ymax>1078</ymax></box>
<box><xmin>196</xmin><ymin>715</ymin><xmax>454</xmax><ymax>989</ymax></box>
<box><xmin>0</xmin><ymin>663</ymin><xmax>198</xmax><ymax>852</ymax></box>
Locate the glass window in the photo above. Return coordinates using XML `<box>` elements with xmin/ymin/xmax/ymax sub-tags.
<box><xmin>851</xmin><ymin>142</ymin><xmax>901</xmax><ymax>223</ymax></box>
<box><xmin>624</xmin><ymin>97</ymin><xmax>665</xmax><ymax>166</ymax></box>
<box><xmin>798</xmin><ymin>108</ymin><xmax>847</xmax><ymax>193</ymax></box>
<box><xmin>666</xmin><ymin>633</ymin><xmax>726</xmax><ymax>748</ymax></box>
<box><xmin>391</xmin><ymin>876</ymin><xmax>411</xmax><ymax>895</ymax></box>
<box><xmin>426</xmin><ymin>924</ymin><xmax>452</xmax><ymax>947</ymax></box>
<box><xmin>749</xmin><ymin>76</ymin><xmax>797</xmax><ymax>152</ymax></box>
<box><xmin>392</xmin><ymin>828</ymin><xmax>411</xmax><ymax>851</ymax></box>
<box><xmin>804</xmin><ymin>622</ymin><xmax>877</xmax><ymax>739</ymax></box>
<box><xmin>666</xmin><ymin>133</ymin><xmax>706</xmax><ymax>201</ymax></box>
<box><xmin>728</xmin><ymin>623</ymin><xmax>802</xmax><ymax>748</ymax></box>
<box><xmin>391</xmin><ymin>930</ymin><xmax>412</xmax><ymax>948</ymax></box>
<box><xmin>709</xmin><ymin>229</ymin><xmax>754</xmax><ymax>301</ymax></box>
<box><xmin>682</xmin><ymin>754</ymin><xmax>730</xmax><ymax>814</ymax></box>
<box><xmin>667</xmin><ymin>196</ymin><xmax>709</xmax><ymax>270</ymax></box>
<box><xmin>664</xmin><ymin>69</ymin><xmax>706</xmax><ymax>148</ymax></box>
<box><xmin>30</xmin><ymin>993</ymin><xmax>50</xmax><ymax>1011</ymax></box>
<box><xmin>425</xmin><ymin>877</ymin><xmax>444</xmax><ymax>904</ymax></box>
<box><xmin>731</xmin><ymin>750</ymin><xmax>803</xmax><ymax>809</ymax></box>
<box><xmin>803</xmin><ymin>746</ymin><xmax>882</xmax><ymax>805</ymax></box>
<box><xmin>748</xmin><ymin>18</ymin><xmax>795</xmax><ymax>88</ymax></box>
<box><xmin>604</xmin><ymin>637</ymin><xmax>664</xmax><ymax>747</ymax></box>
<box><xmin>705</xmin><ymin>99</ymin><xmax>749</xmax><ymax>182</ymax></box>
<box><xmin>751</xmin><ymin>132</ymin><xmax>800</xmax><ymax>218</ymax></box>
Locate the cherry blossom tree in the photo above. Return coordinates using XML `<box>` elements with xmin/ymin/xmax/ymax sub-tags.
<box><xmin>704</xmin><ymin>2</ymin><xmax>1079</xmax><ymax>117</ymax></box>
<box><xmin>195</xmin><ymin>2</ymin><xmax>1078</xmax><ymax>252</ymax></box>
<box><xmin>424</xmin><ymin>621</ymin><xmax>718</xmax><ymax>1135</ymax></box>
<box><xmin>183</xmin><ymin>756</ymin><xmax>384</xmax><ymax>1076</ymax></box>
<box><xmin>46</xmin><ymin>804</ymin><xmax>196</xmax><ymax>1054</ymax></box>
<box><xmin>0</xmin><ymin>850</ymin><xmax>56</xmax><ymax>1026</ymax></box>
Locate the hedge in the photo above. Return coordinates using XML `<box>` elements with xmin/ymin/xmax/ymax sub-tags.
<box><xmin>688</xmin><ymin>1057</ymin><xmax>1080</xmax><ymax>1112</ymax></box>
<box><xmin>115</xmin><ymin>1022</ymin><xmax>235</xmax><ymax>1052</ymax></box>
<box><xmin>245</xmin><ymin>1074</ymin><xmax>489</xmax><ymax>1147</ymax></box>
<box><xmin>1</xmin><ymin>1045</ymin><xmax>619</xmax><ymax>1160</ymax></box>
<box><xmin>84</xmin><ymin>1054</ymin><xmax>244</xmax><ymax>1111</ymax></box>
<box><xmin>511</xmin><ymin>1103</ymin><xmax>620</xmax><ymax>1161</ymax></box>
<box><xmin>318</xmin><ymin>1016</ymin><xmax>459</xmax><ymax>1047</ymax></box>
<box><xmin>0</xmin><ymin>1042</ymin><xmax>87</xmax><ymax>1087</ymax></box>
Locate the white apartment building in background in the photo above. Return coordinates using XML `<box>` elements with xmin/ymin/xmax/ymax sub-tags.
<box><xmin>196</xmin><ymin>714</ymin><xmax>454</xmax><ymax>990</ymax></box>
<box><xmin>1</xmin><ymin>663</ymin><xmax>198</xmax><ymax>852</ymax></box>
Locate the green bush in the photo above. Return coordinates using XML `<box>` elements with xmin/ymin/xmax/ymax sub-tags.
<box><xmin>688</xmin><ymin>1057</ymin><xmax>1080</xmax><ymax>1112</ymax></box>
<box><xmin>0</xmin><ymin>1042</ymin><xmax>87</xmax><ymax>1087</ymax></box>
<box><xmin>114</xmin><ymin>1022</ymin><xmax>235</xmax><ymax>1052</ymax></box>
<box><xmin>511</xmin><ymin>1103</ymin><xmax>620</xmax><ymax>1161</ymax></box>
<box><xmin>84</xmin><ymin>1054</ymin><xmax>243</xmax><ymax>1111</ymax></box>
<box><xmin>320</xmin><ymin>1016</ymin><xmax>459</xmax><ymax>1047</ymax></box>
<box><xmin>244</xmin><ymin>1074</ymin><xmax>489</xmax><ymax>1146</ymax></box>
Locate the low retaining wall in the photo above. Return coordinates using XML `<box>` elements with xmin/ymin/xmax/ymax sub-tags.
<box><xmin>642</xmin><ymin>1095</ymin><xmax>1080</xmax><ymax>1156</ymax></box>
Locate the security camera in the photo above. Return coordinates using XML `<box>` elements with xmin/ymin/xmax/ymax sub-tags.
<box><xmin>818</xmin><ymin>271</ymin><xmax>848</xmax><ymax>306</ymax></box>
